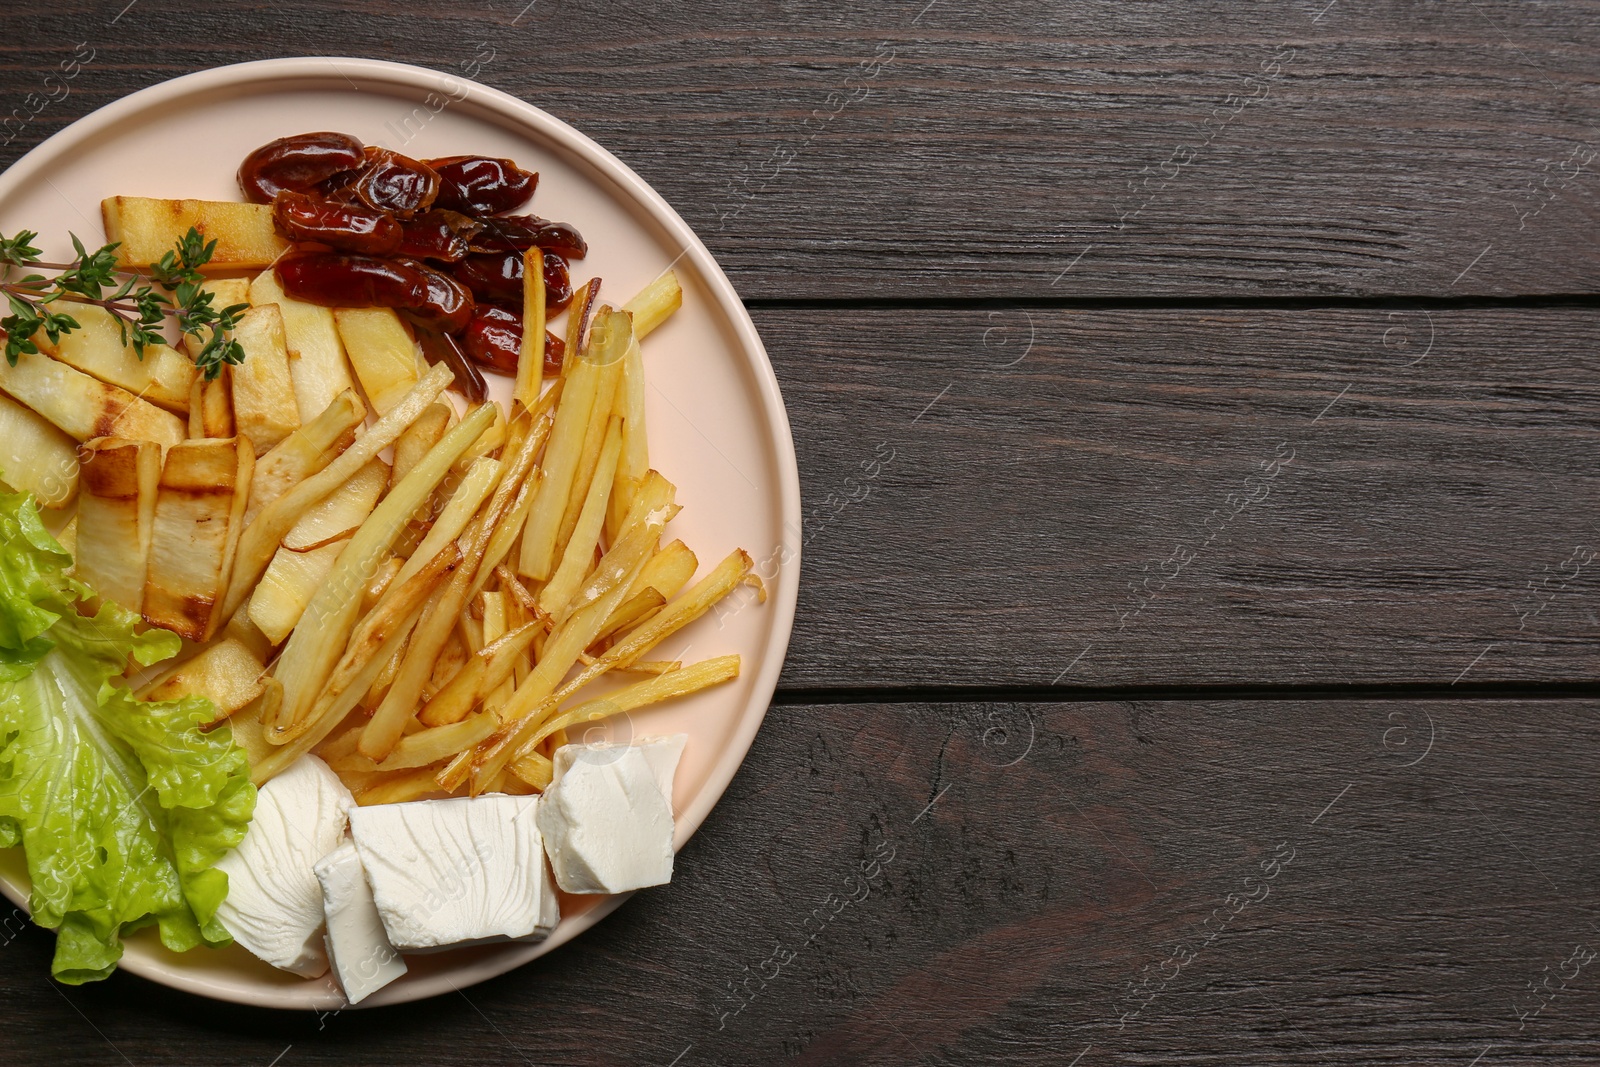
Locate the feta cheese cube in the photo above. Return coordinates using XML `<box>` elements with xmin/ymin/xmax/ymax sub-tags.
<box><xmin>536</xmin><ymin>735</ymin><xmax>685</xmax><ymax>895</ymax></box>
<box><xmin>215</xmin><ymin>755</ymin><xmax>353</xmax><ymax>977</ymax></box>
<box><xmin>348</xmin><ymin>794</ymin><xmax>559</xmax><ymax>952</ymax></box>
<box><xmin>314</xmin><ymin>842</ymin><xmax>407</xmax><ymax>1004</ymax></box>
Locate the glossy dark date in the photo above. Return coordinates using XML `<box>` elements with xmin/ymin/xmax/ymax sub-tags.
<box><xmin>352</xmin><ymin>147</ymin><xmax>440</xmax><ymax>218</ymax></box>
<box><xmin>274</xmin><ymin>251</ymin><xmax>475</xmax><ymax>335</ymax></box>
<box><xmin>468</xmin><ymin>215</ymin><xmax>587</xmax><ymax>260</ymax></box>
<box><xmin>428</xmin><ymin>156</ymin><xmax>538</xmax><ymax>215</ymax></box>
<box><xmin>452</xmin><ymin>250</ymin><xmax>573</xmax><ymax>310</ymax></box>
<box><xmin>238</xmin><ymin>131</ymin><xmax>365</xmax><ymax>204</ymax></box>
<box><xmin>417</xmin><ymin>329</ymin><xmax>488</xmax><ymax>404</ymax></box>
<box><xmin>395</xmin><ymin>210</ymin><xmax>473</xmax><ymax>262</ymax></box>
<box><xmin>397</xmin><ymin>259</ymin><xmax>476</xmax><ymax>334</ymax></box>
<box><xmin>460</xmin><ymin>305</ymin><xmax>566</xmax><ymax>378</ymax></box>
<box><xmin>272</xmin><ymin>190</ymin><xmax>401</xmax><ymax>255</ymax></box>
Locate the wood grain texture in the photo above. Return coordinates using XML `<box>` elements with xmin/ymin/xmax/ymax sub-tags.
<box><xmin>763</xmin><ymin>305</ymin><xmax>1600</xmax><ymax>689</ymax></box>
<box><xmin>0</xmin><ymin>1</ymin><xmax>1597</xmax><ymax>298</ymax></box>
<box><xmin>3</xmin><ymin>698</ymin><xmax>1598</xmax><ymax>1065</ymax></box>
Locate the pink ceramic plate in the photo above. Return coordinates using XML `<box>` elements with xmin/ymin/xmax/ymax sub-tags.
<box><xmin>0</xmin><ymin>57</ymin><xmax>800</xmax><ymax>1008</ymax></box>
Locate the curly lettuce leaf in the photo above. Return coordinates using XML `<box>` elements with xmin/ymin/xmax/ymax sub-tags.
<box><xmin>0</xmin><ymin>487</ymin><xmax>256</xmax><ymax>983</ymax></box>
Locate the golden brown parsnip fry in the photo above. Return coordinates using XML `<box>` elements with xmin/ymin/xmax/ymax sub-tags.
<box><xmin>417</xmin><ymin>620</ymin><xmax>539</xmax><ymax>727</ymax></box>
<box><xmin>333</xmin><ymin>307</ymin><xmax>420</xmax><ymax>415</ymax></box>
<box><xmin>230</xmin><ymin>303</ymin><xmax>300</xmax><ymax>455</ymax></box>
<box><xmin>252</xmin><ymin>544</ymin><xmax>461</xmax><ymax>780</ymax></box>
<box><xmin>51</xmin><ymin>302</ymin><xmax>196</xmax><ymax>415</ymax></box>
<box><xmin>518</xmin><ymin>654</ymin><xmax>739</xmax><ymax>757</ymax></box>
<box><xmin>517</xmin><ymin>350</ymin><xmax>600</xmax><ymax>580</ymax></box>
<box><xmin>102</xmin><ymin>197</ymin><xmax>287</xmax><ymax>270</ymax></box>
<box><xmin>591</xmin><ymin>588</ymin><xmax>667</xmax><ymax>648</ymax></box>
<box><xmin>75</xmin><ymin>437</ymin><xmax>161</xmax><ymax>611</ymax></box>
<box><xmin>540</xmin><ymin>416</ymin><xmax>623</xmax><ymax>619</ymax></box>
<box><xmin>0</xmin><ymin>393</ymin><xmax>78</xmax><ymax>509</ymax></box>
<box><xmin>245</xmin><ymin>389</ymin><xmax>364</xmax><ymax>524</ymax></box>
<box><xmin>249</xmin><ymin>269</ymin><xmax>357</xmax><ymax>422</ymax></box>
<box><xmin>622</xmin><ymin>269</ymin><xmax>683</xmax><ymax>340</ymax></box>
<box><xmin>514</xmin><ymin>245</ymin><xmax>546</xmax><ymax>406</ymax></box>
<box><xmin>356</xmin><ymin>767</ymin><xmax>452</xmax><ymax>806</ymax></box>
<box><xmin>224</xmin><ymin>362</ymin><xmax>452</xmax><ymax>620</ymax></box>
<box><xmin>631</xmin><ymin>538</ymin><xmax>698</xmax><ymax>602</ymax></box>
<box><xmin>606</xmin><ymin>335</ymin><xmax>648</xmax><ymax>540</ymax></box>
<box><xmin>0</xmin><ymin>348</ymin><xmax>184</xmax><ymax>447</ymax></box>
<box><xmin>140</xmin><ymin>638</ymin><xmax>266</xmax><ymax>724</ymax></box>
<box><xmin>557</xmin><ymin>309</ymin><xmax>630</xmax><ymax>552</ymax></box>
<box><xmin>376</xmin><ymin>710</ymin><xmax>498</xmax><ymax>772</ymax></box>
<box><xmin>143</xmin><ymin>436</ymin><xmax>253</xmax><ymax>642</ymax></box>
<box><xmin>268</xmin><ymin>396</ymin><xmax>489</xmax><ymax>735</ymax></box>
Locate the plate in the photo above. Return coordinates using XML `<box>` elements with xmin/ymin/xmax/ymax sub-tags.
<box><xmin>0</xmin><ymin>57</ymin><xmax>800</xmax><ymax>1008</ymax></box>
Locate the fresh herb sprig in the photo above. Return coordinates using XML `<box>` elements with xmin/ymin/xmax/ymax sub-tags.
<box><xmin>0</xmin><ymin>227</ymin><xmax>248</xmax><ymax>380</ymax></box>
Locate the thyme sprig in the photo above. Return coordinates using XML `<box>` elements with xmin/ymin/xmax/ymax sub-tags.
<box><xmin>0</xmin><ymin>227</ymin><xmax>248</xmax><ymax>380</ymax></box>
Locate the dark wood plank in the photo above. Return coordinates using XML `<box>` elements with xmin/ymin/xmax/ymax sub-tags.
<box><xmin>3</xmin><ymin>698</ymin><xmax>1598</xmax><ymax>1065</ymax></box>
<box><xmin>764</xmin><ymin>305</ymin><xmax>1600</xmax><ymax>689</ymax></box>
<box><xmin>0</xmin><ymin>2</ymin><xmax>1597</xmax><ymax>298</ymax></box>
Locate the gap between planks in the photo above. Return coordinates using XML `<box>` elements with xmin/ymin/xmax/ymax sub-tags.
<box><xmin>769</xmin><ymin>681</ymin><xmax>1600</xmax><ymax>706</ymax></box>
<box><xmin>744</xmin><ymin>293</ymin><xmax>1600</xmax><ymax>313</ymax></box>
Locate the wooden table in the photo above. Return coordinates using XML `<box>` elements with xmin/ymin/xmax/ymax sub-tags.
<box><xmin>3</xmin><ymin>2</ymin><xmax>1598</xmax><ymax>1064</ymax></box>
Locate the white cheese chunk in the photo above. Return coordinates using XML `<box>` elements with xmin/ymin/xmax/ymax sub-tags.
<box><xmin>537</xmin><ymin>736</ymin><xmax>685</xmax><ymax>895</ymax></box>
<box><xmin>215</xmin><ymin>755</ymin><xmax>353</xmax><ymax>978</ymax></box>
<box><xmin>314</xmin><ymin>842</ymin><xmax>407</xmax><ymax>1004</ymax></box>
<box><xmin>348</xmin><ymin>794</ymin><xmax>559</xmax><ymax>952</ymax></box>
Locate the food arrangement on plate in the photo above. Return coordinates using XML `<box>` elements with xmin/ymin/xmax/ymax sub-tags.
<box><xmin>0</xmin><ymin>131</ymin><xmax>763</xmax><ymax>1002</ymax></box>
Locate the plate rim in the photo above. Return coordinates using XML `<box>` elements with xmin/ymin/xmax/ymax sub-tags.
<box><xmin>0</xmin><ymin>55</ymin><xmax>801</xmax><ymax>1009</ymax></box>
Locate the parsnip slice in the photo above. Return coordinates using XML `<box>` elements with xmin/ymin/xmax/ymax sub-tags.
<box><xmin>142</xmin><ymin>436</ymin><xmax>253</xmax><ymax>642</ymax></box>
<box><xmin>249</xmin><ymin>269</ymin><xmax>357</xmax><ymax>422</ymax></box>
<box><xmin>76</xmin><ymin>437</ymin><xmax>161</xmax><ymax>611</ymax></box>
<box><xmin>230</xmin><ymin>303</ymin><xmax>301</xmax><ymax>455</ymax></box>
<box><xmin>50</xmin><ymin>302</ymin><xmax>196</xmax><ymax>414</ymax></box>
<box><xmin>0</xmin><ymin>348</ymin><xmax>184</xmax><ymax>447</ymax></box>
<box><xmin>0</xmin><ymin>393</ymin><xmax>79</xmax><ymax>508</ymax></box>
<box><xmin>102</xmin><ymin>196</ymin><xmax>288</xmax><ymax>271</ymax></box>
<box><xmin>333</xmin><ymin>307</ymin><xmax>420</xmax><ymax>415</ymax></box>
<box><xmin>140</xmin><ymin>637</ymin><xmax>265</xmax><ymax>724</ymax></box>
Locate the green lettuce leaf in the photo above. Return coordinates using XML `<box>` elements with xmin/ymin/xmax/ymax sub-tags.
<box><xmin>0</xmin><ymin>487</ymin><xmax>256</xmax><ymax>983</ymax></box>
